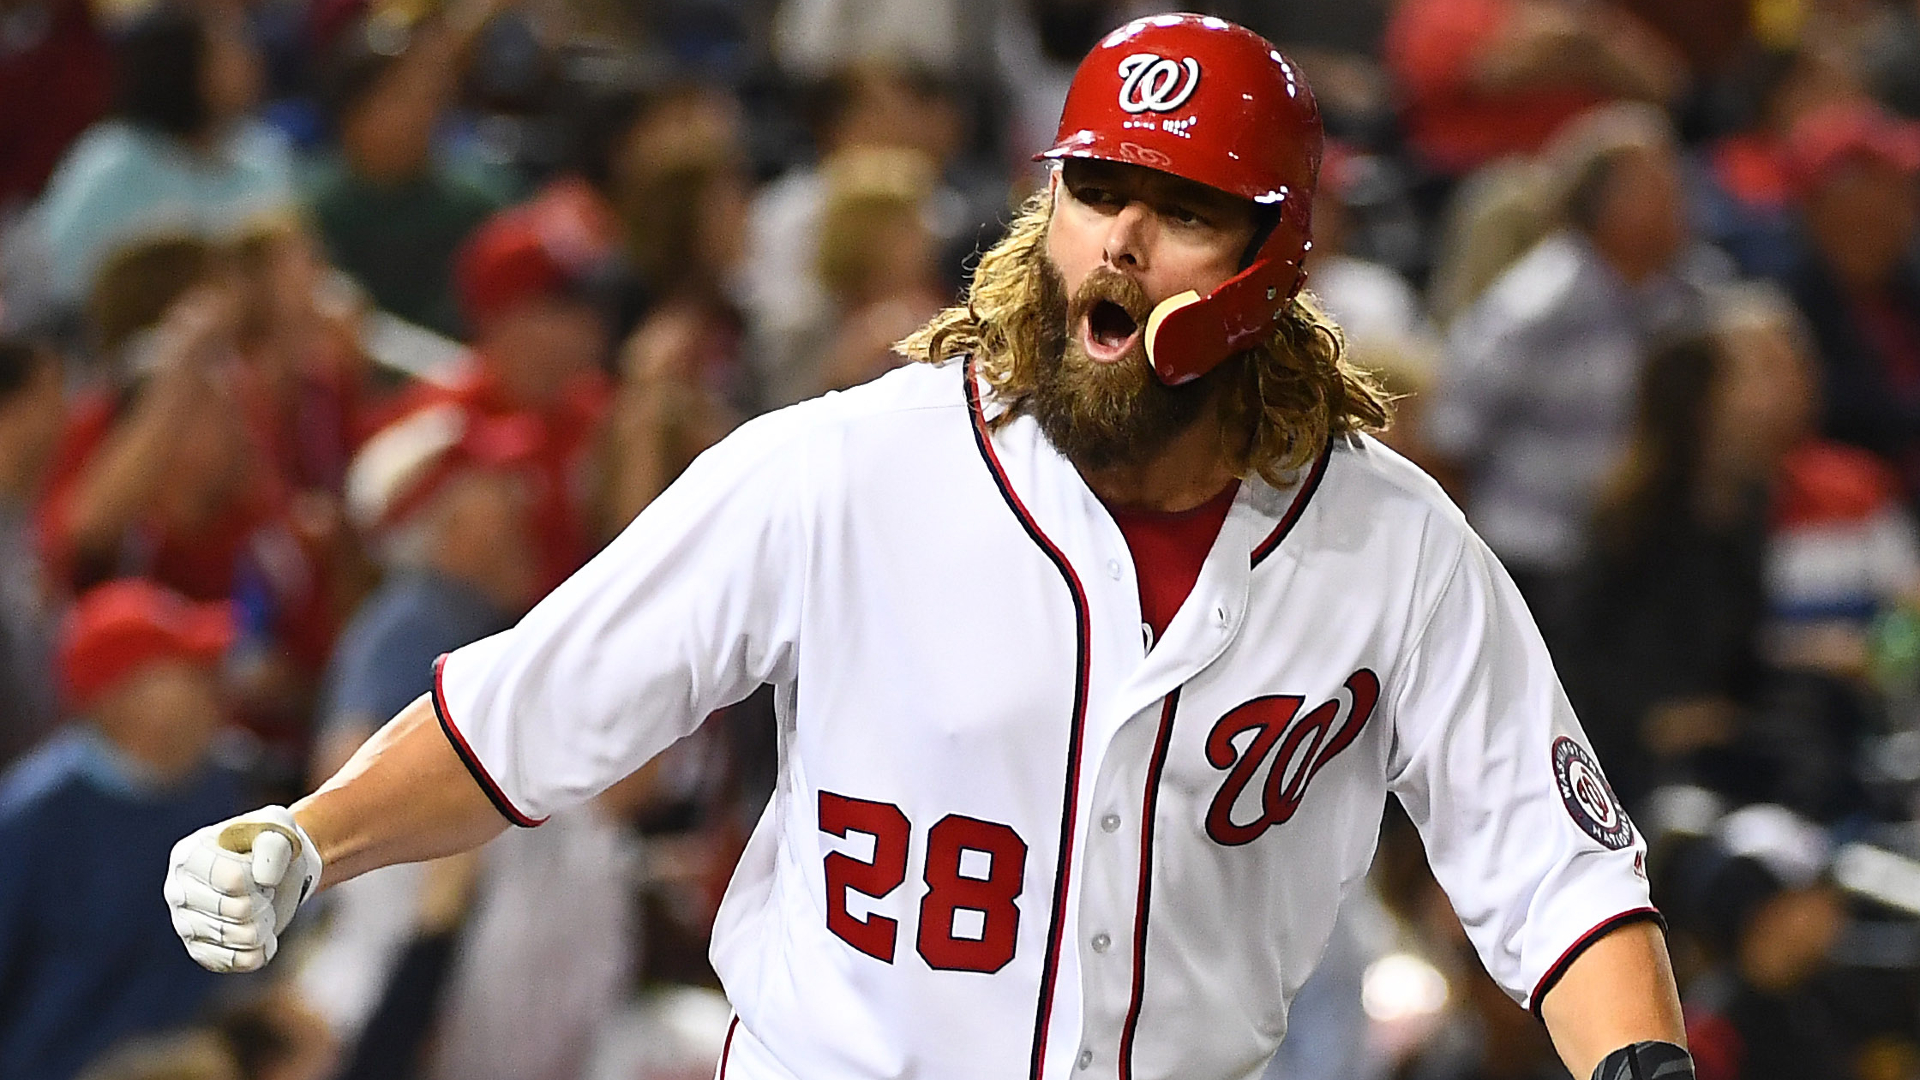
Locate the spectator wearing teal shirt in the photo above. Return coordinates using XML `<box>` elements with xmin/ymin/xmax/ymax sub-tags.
<box><xmin>31</xmin><ymin>3</ymin><xmax>294</xmax><ymax>312</ymax></box>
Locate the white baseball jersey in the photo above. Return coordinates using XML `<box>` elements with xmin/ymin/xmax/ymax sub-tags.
<box><xmin>433</xmin><ymin>359</ymin><xmax>1655</xmax><ymax>1080</ymax></box>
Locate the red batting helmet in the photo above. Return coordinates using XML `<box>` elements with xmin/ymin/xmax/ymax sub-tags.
<box><xmin>1037</xmin><ymin>13</ymin><xmax>1323</xmax><ymax>385</ymax></box>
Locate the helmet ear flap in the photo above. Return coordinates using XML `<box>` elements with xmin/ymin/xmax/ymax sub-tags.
<box><xmin>1143</xmin><ymin>248</ymin><xmax>1307</xmax><ymax>385</ymax></box>
<box><xmin>1143</xmin><ymin>194</ymin><xmax>1312</xmax><ymax>386</ymax></box>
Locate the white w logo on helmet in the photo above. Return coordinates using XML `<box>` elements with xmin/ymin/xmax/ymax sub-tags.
<box><xmin>1117</xmin><ymin>54</ymin><xmax>1201</xmax><ymax>114</ymax></box>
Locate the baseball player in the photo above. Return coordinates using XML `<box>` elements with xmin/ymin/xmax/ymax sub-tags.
<box><xmin>166</xmin><ymin>14</ymin><xmax>1691</xmax><ymax>1080</ymax></box>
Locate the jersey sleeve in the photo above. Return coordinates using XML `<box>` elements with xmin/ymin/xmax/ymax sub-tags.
<box><xmin>432</xmin><ymin>405</ymin><xmax>819</xmax><ymax>825</ymax></box>
<box><xmin>1384</xmin><ymin>527</ymin><xmax>1656</xmax><ymax>1013</ymax></box>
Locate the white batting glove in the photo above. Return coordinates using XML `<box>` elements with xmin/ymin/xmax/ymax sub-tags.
<box><xmin>164</xmin><ymin>805</ymin><xmax>323</xmax><ymax>973</ymax></box>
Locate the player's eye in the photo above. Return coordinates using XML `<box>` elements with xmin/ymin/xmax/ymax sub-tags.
<box><xmin>1073</xmin><ymin>185</ymin><xmax>1123</xmax><ymax>209</ymax></box>
<box><xmin>1164</xmin><ymin>204</ymin><xmax>1208</xmax><ymax>227</ymax></box>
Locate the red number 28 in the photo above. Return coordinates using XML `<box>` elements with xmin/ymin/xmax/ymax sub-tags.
<box><xmin>818</xmin><ymin>792</ymin><xmax>1027</xmax><ymax>973</ymax></box>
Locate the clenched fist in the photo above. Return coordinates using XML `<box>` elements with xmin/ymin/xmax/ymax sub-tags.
<box><xmin>164</xmin><ymin>806</ymin><xmax>323</xmax><ymax>972</ymax></box>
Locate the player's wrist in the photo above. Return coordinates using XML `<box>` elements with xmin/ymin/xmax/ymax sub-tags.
<box><xmin>1592</xmin><ymin>1040</ymin><xmax>1692</xmax><ymax>1080</ymax></box>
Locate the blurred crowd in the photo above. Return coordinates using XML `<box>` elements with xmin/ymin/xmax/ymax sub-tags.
<box><xmin>2</xmin><ymin>0</ymin><xmax>1920</xmax><ymax>1078</ymax></box>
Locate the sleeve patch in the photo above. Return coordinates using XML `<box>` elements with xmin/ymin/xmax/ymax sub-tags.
<box><xmin>1552</xmin><ymin>736</ymin><xmax>1634</xmax><ymax>850</ymax></box>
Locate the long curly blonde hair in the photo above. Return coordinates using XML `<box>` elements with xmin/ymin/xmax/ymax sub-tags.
<box><xmin>898</xmin><ymin>189</ymin><xmax>1392</xmax><ymax>486</ymax></box>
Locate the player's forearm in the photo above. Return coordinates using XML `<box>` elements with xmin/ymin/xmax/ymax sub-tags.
<box><xmin>1538</xmin><ymin>920</ymin><xmax>1687</xmax><ymax>1078</ymax></box>
<box><xmin>291</xmin><ymin>695</ymin><xmax>507</xmax><ymax>887</ymax></box>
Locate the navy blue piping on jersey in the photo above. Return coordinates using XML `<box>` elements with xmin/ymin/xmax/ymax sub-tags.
<box><xmin>1250</xmin><ymin>440</ymin><xmax>1333</xmax><ymax>568</ymax></box>
<box><xmin>1528</xmin><ymin>907</ymin><xmax>1666</xmax><ymax>1019</ymax></box>
<box><xmin>1117</xmin><ymin>690</ymin><xmax>1182</xmax><ymax>1080</ymax></box>
<box><xmin>963</xmin><ymin>360</ymin><xmax>1095</xmax><ymax>1080</ymax></box>
<box><xmin>431</xmin><ymin>653</ymin><xmax>548</xmax><ymax>828</ymax></box>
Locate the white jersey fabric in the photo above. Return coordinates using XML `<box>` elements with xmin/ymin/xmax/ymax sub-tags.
<box><xmin>434</xmin><ymin>359</ymin><xmax>1655</xmax><ymax>1080</ymax></box>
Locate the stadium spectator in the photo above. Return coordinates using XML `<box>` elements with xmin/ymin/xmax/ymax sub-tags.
<box><xmin>0</xmin><ymin>337</ymin><xmax>64</xmax><ymax>768</ymax></box>
<box><xmin>808</xmin><ymin>147</ymin><xmax>948</xmax><ymax>395</ymax></box>
<box><xmin>389</xmin><ymin>198</ymin><xmax>616</xmax><ymax>592</ymax></box>
<box><xmin>315</xmin><ymin>403</ymin><xmax>540</xmax><ymax>781</ymax></box>
<box><xmin>227</xmin><ymin>215</ymin><xmax>386</xmax><ymax>496</ymax></box>
<box><xmin>32</xmin><ymin>1</ymin><xmax>292</xmax><ymax>311</ymax></box>
<box><xmin>1690</xmin><ymin>47</ymin><xmax>1864</xmax><ymax>280</ymax></box>
<box><xmin>598</xmin><ymin>304</ymin><xmax>741</xmax><ymax>537</ymax></box>
<box><xmin>0</xmin><ymin>580</ymin><xmax>250</xmax><ymax>1080</ymax></box>
<box><xmin>1778</xmin><ymin>101</ymin><xmax>1920</xmax><ymax>503</ymax></box>
<box><xmin>608</xmin><ymin>85</ymin><xmax>757</xmax><ymax>410</ymax></box>
<box><xmin>1307</xmin><ymin>144</ymin><xmax>1444</xmax><ymax>470</ymax></box>
<box><xmin>300</xmin><ymin>403</ymin><xmax>653</xmax><ymax>1080</ymax></box>
<box><xmin>1706</xmin><ymin>284</ymin><xmax>1920</xmax><ymax>679</ymax></box>
<box><xmin>1560</xmin><ymin>320</ymin><xmax>1806</xmax><ymax>806</ymax></box>
<box><xmin>40</xmin><ymin>244</ymin><xmax>341</xmax><ymax>759</ymax></box>
<box><xmin>1384</xmin><ymin>0</ymin><xmax>1682</xmax><ymax>175</ymax></box>
<box><xmin>305</xmin><ymin>3</ymin><xmax>509</xmax><ymax>339</ymax></box>
<box><xmin>1660</xmin><ymin>806</ymin><xmax>1849</xmax><ymax>1080</ymax></box>
<box><xmin>744</xmin><ymin>64</ymin><xmax>970</xmax><ymax>407</ymax></box>
<box><xmin>1307</xmin><ymin>143</ymin><xmax>1437</xmax><ymax>356</ymax></box>
<box><xmin>1426</xmin><ymin>103</ymin><xmax>1716</xmax><ymax>618</ymax></box>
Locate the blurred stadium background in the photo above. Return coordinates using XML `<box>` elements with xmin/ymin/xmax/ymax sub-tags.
<box><xmin>4</xmin><ymin>0</ymin><xmax>1920</xmax><ymax>1077</ymax></box>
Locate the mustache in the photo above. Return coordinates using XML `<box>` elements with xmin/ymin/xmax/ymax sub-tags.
<box><xmin>1066</xmin><ymin>266</ymin><xmax>1151</xmax><ymax>330</ymax></box>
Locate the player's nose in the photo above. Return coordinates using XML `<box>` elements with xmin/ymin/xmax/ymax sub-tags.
<box><xmin>1102</xmin><ymin>202</ymin><xmax>1153</xmax><ymax>272</ymax></box>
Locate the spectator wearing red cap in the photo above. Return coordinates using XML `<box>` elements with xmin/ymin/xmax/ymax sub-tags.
<box><xmin>297</xmin><ymin>404</ymin><xmax>643</xmax><ymax>1080</ymax></box>
<box><xmin>1780</xmin><ymin>101</ymin><xmax>1920</xmax><ymax>503</ymax></box>
<box><xmin>384</xmin><ymin>193</ymin><xmax>616</xmax><ymax>594</ymax></box>
<box><xmin>0</xmin><ymin>580</ymin><xmax>253</xmax><ymax>1080</ymax></box>
<box><xmin>313</xmin><ymin>402</ymin><xmax>541</xmax><ymax>782</ymax></box>
<box><xmin>1692</xmin><ymin>48</ymin><xmax>1864</xmax><ymax>281</ymax></box>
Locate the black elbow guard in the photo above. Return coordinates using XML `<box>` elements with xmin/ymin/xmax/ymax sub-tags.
<box><xmin>1592</xmin><ymin>1041</ymin><xmax>1694</xmax><ymax>1080</ymax></box>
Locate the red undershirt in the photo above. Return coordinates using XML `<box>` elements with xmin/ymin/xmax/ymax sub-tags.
<box><xmin>1100</xmin><ymin>481</ymin><xmax>1239</xmax><ymax>649</ymax></box>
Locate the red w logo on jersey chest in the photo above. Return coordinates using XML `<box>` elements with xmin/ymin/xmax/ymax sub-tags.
<box><xmin>1203</xmin><ymin>669</ymin><xmax>1381</xmax><ymax>846</ymax></box>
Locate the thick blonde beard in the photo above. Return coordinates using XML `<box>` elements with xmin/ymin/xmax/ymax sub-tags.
<box><xmin>1028</xmin><ymin>259</ymin><xmax>1233</xmax><ymax>470</ymax></box>
<box><xmin>897</xmin><ymin>188</ymin><xmax>1393</xmax><ymax>486</ymax></box>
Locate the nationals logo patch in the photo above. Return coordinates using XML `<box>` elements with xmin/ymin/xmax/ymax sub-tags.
<box><xmin>1552</xmin><ymin>737</ymin><xmax>1633</xmax><ymax>850</ymax></box>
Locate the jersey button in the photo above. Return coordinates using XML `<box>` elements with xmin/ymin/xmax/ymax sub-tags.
<box><xmin>1100</xmin><ymin>813</ymin><xmax>1121</xmax><ymax>833</ymax></box>
<box><xmin>1106</xmin><ymin>558</ymin><xmax>1123</xmax><ymax>580</ymax></box>
<box><xmin>1091</xmin><ymin>932</ymin><xmax>1111</xmax><ymax>953</ymax></box>
<box><xmin>1078</xmin><ymin>1049</ymin><xmax>1094</xmax><ymax>1070</ymax></box>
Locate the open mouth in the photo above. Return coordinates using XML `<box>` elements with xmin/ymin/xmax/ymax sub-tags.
<box><xmin>1082</xmin><ymin>299</ymin><xmax>1142</xmax><ymax>363</ymax></box>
